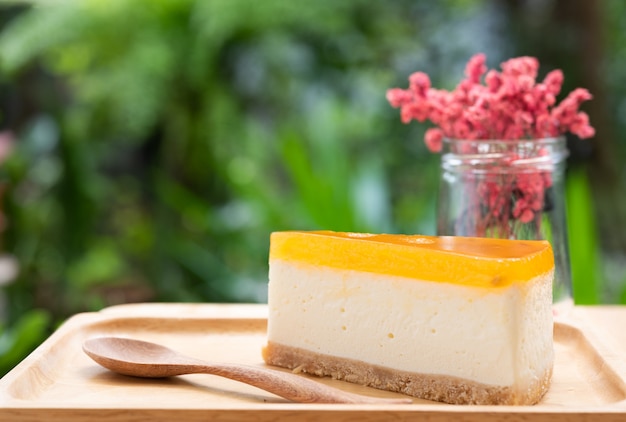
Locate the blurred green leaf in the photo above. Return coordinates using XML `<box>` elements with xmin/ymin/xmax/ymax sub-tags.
<box><xmin>0</xmin><ymin>309</ymin><xmax>51</xmax><ymax>377</ymax></box>
<box><xmin>567</xmin><ymin>168</ymin><xmax>600</xmax><ymax>304</ymax></box>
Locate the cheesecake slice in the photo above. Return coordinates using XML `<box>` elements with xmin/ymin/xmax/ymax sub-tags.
<box><xmin>263</xmin><ymin>231</ymin><xmax>554</xmax><ymax>405</ymax></box>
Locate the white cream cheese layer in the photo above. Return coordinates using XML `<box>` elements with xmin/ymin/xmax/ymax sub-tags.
<box><xmin>267</xmin><ymin>259</ymin><xmax>553</xmax><ymax>388</ymax></box>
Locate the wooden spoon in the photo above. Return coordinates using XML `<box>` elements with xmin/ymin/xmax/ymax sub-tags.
<box><xmin>83</xmin><ymin>336</ymin><xmax>412</xmax><ymax>404</ymax></box>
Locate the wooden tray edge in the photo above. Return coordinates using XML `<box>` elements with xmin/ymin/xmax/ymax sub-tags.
<box><xmin>1</xmin><ymin>303</ymin><xmax>626</xmax><ymax>421</ymax></box>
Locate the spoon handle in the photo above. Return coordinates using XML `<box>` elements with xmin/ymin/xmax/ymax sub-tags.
<box><xmin>195</xmin><ymin>361</ymin><xmax>411</xmax><ymax>404</ymax></box>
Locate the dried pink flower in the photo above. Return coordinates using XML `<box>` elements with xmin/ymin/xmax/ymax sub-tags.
<box><xmin>386</xmin><ymin>53</ymin><xmax>595</xmax><ymax>151</ymax></box>
<box><xmin>385</xmin><ymin>88</ymin><xmax>412</xmax><ymax>108</ymax></box>
<box><xmin>543</xmin><ymin>69</ymin><xmax>564</xmax><ymax>96</ymax></box>
<box><xmin>386</xmin><ymin>54</ymin><xmax>595</xmax><ymax>237</ymax></box>
<box><xmin>424</xmin><ymin>128</ymin><xmax>444</xmax><ymax>153</ymax></box>
<box><xmin>409</xmin><ymin>72</ymin><xmax>431</xmax><ymax>96</ymax></box>
<box><xmin>465</xmin><ymin>53</ymin><xmax>487</xmax><ymax>84</ymax></box>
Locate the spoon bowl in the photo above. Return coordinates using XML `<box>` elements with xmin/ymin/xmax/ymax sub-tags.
<box><xmin>83</xmin><ymin>336</ymin><xmax>412</xmax><ymax>404</ymax></box>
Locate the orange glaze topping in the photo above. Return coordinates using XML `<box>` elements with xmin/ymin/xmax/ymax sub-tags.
<box><xmin>269</xmin><ymin>231</ymin><xmax>554</xmax><ymax>288</ymax></box>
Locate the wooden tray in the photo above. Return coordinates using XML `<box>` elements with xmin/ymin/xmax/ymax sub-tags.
<box><xmin>1</xmin><ymin>303</ymin><xmax>626</xmax><ymax>421</ymax></box>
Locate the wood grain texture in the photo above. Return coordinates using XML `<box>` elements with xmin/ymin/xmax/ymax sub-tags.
<box><xmin>1</xmin><ymin>303</ymin><xmax>626</xmax><ymax>421</ymax></box>
<box><xmin>82</xmin><ymin>337</ymin><xmax>410</xmax><ymax>404</ymax></box>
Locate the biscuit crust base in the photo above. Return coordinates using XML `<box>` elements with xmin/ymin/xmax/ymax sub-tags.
<box><xmin>262</xmin><ymin>341</ymin><xmax>552</xmax><ymax>405</ymax></box>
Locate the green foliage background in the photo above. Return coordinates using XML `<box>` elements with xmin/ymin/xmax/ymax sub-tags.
<box><xmin>0</xmin><ymin>0</ymin><xmax>625</xmax><ymax>376</ymax></box>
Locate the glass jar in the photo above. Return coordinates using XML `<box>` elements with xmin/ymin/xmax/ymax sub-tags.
<box><xmin>437</xmin><ymin>137</ymin><xmax>572</xmax><ymax>313</ymax></box>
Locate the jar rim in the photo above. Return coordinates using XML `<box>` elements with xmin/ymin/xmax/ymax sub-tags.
<box><xmin>440</xmin><ymin>136</ymin><xmax>568</xmax><ymax>173</ymax></box>
<box><xmin>442</xmin><ymin>136</ymin><xmax>565</xmax><ymax>145</ymax></box>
